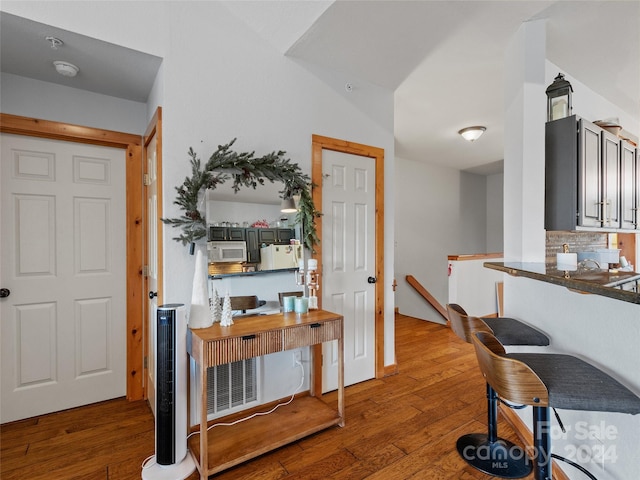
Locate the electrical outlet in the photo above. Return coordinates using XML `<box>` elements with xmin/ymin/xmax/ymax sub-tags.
<box><xmin>293</xmin><ymin>350</ymin><xmax>302</xmax><ymax>366</ymax></box>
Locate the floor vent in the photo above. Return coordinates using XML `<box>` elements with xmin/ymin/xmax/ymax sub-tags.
<box><xmin>206</xmin><ymin>358</ymin><xmax>258</xmax><ymax>416</ymax></box>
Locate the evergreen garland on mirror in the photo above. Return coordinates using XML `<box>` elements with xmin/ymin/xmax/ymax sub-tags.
<box><xmin>162</xmin><ymin>138</ymin><xmax>321</xmax><ymax>252</ymax></box>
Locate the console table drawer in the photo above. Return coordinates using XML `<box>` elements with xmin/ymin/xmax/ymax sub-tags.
<box><xmin>283</xmin><ymin>319</ymin><xmax>343</xmax><ymax>350</ymax></box>
<box><xmin>206</xmin><ymin>331</ymin><xmax>283</xmax><ymax>365</ymax></box>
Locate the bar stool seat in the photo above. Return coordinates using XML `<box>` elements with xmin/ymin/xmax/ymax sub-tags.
<box><xmin>448</xmin><ymin>304</ymin><xmax>549</xmax><ymax>347</ymax></box>
<box><xmin>472</xmin><ymin>331</ymin><xmax>640</xmax><ymax>480</ymax></box>
<box><xmin>509</xmin><ymin>352</ymin><xmax>640</xmax><ymax>414</ymax></box>
<box><xmin>446</xmin><ymin>304</ymin><xmax>549</xmax><ymax>478</ymax></box>
<box><xmin>482</xmin><ymin>317</ymin><xmax>549</xmax><ymax>346</ymax></box>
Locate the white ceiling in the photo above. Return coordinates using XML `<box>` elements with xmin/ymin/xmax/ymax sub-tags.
<box><xmin>1</xmin><ymin>1</ymin><xmax>638</xmax><ymax>177</ymax></box>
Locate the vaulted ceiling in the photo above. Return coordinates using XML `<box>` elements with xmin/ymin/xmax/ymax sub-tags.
<box><xmin>2</xmin><ymin>1</ymin><xmax>638</xmax><ymax>176</ymax></box>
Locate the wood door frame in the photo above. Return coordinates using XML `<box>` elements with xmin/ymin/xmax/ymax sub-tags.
<box><xmin>0</xmin><ymin>113</ymin><xmax>145</xmax><ymax>401</ymax></box>
<box><xmin>142</xmin><ymin>107</ymin><xmax>163</xmax><ymax>402</ymax></box>
<box><xmin>311</xmin><ymin>134</ymin><xmax>386</xmax><ymax>395</ymax></box>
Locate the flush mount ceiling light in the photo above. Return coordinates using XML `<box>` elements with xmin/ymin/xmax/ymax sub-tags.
<box><xmin>53</xmin><ymin>61</ymin><xmax>79</xmax><ymax>77</ymax></box>
<box><xmin>458</xmin><ymin>126</ymin><xmax>486</xmax><ymax>142</ymax></box>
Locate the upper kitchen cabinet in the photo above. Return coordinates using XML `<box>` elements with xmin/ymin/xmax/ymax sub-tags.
<box><xmin>255</xmin><ymin>227</ymin><xmax>295</xmax><ymax>245</ymax></box>
<box><xmin>546</xmin><ymin>115</ymin><xmax>637</xmax><ymax>231</ymax></box>
<box><xmin>581</xmin><ymin>118</ymin><xmax>620</xmax><ymax>229</ymax></box>
<box><xmin>621</xmin><ymin>142</ymin><xmax>639</xmax><ymax>230</ymax></box>
<box><xmin>208</xmin><ymin>226</ymin><xmax>246</xmax><ymax>241</ymax></box>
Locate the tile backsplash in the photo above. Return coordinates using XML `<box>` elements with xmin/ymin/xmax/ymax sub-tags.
<box><xmin>545</xmin><ymin>231</ymin><xmax>608</xmax><ymax>265</ymax></box>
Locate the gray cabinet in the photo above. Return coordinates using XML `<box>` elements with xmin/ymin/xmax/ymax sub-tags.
<box><xmin>545</xmin><ymin>115</ymin><xmax>632</xmax><ymax>231</ymax></box>
<box><xmin>208</xmin><ymin>226</ymin><xmax>245</xmax><ymax>241</ymax></box>
<box><xmin>621</xmin><ymin>141</ymin><xmax>639</xmax><ymax>230</ymax></box>
<box><xmin>245</xmin><ymin>228</ymin><xmax>260</xmax><ymax>263</ymax></box>
<box><xmin>578</xmin><ymin>119</ymin><xmax>602</xmax><ymax>227</ymax></box>
<box><xmin>577</xmin><ymin>118</ymin><xmax>620</xmax><ymax>228</ymax></box>
<box><xmin>257</xmin><ymin>228</ymin><xmax>294</xmax><ymax>245</ymax></box>
<box><xmin>601</xmin><ymin>125</ymin><xmax>621</xmax><ymax>228</ymax></box>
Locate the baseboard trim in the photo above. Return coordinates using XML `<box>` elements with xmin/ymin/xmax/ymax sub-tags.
<box><xmin>382</xmin><ymin>362</ymin><xmax>398</xmax><ymax>377</ymax></box>
<box><xmin>499</xmin><ymin>404</ymin><xmax>570</xmax><ymax>480</ymax></box>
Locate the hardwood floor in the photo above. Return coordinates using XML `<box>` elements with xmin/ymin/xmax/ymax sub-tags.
<box><xmin>1</xmin><ymin>314</ymin><xmax>537</xmax><ymax>479</ymax></box>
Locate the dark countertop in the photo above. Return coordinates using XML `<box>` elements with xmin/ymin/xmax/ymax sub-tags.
<box><xmin>209</xmin><ymin>267</ymin><xmax>298</xmax><ymax>279</ymax></box>
<box><xmin>484</xmin><ymin>262</ymin><xmax>640</xmax><ymax>305</ymax></box>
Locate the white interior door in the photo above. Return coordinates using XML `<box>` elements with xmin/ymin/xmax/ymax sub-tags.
<box><xmin>146</xmin><ymin>133</ymin><xmax>159</xmax><ymax>416</ymax></box>
<box><xmin>321</xmin><ymin>149</ymin><xmax>376</xmax><ymax>392</ymax></box>
<box><xmin>1</xmin><ymin>134</ymin><xmax>126</xmax><ymax>423</ymax></box>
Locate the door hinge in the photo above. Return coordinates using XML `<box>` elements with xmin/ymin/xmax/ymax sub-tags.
<box><xmin>142</xmin><ymin>265</ymin><xmax>149</xmax><ymax>277</ymax></box>
<box><xmin>144</xmin><ymin>356</ymin><xmax>148</xmax><ymax>369</ymax></box>
<box><xmin>143</xmin><ymin>173</ymin><xmax>151</xmax><ymax>186</ymax></box>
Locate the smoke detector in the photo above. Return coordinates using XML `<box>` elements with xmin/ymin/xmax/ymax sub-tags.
<box><xmin>53</xmin><ymin>61</ymin><xmax>79</xmax><ymax>77</ymax></box>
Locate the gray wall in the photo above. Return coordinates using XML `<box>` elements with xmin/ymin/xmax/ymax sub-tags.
<box><xmin>1</xmin><ymin>73</ymin><xmax>147</xmax><ymax>134</ymax></box>
<box><xmin>394</xmin><ymin>156</ymin><xmax>490</xmax><ymax>322</ymax></box>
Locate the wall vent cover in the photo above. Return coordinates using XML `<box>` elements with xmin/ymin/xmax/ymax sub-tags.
<box><xmin>207</xmin><ymin>359</ymin><xmax>258</xmax><ymax>415</ymax></box>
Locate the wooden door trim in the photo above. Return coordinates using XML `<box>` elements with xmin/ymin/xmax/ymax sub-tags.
<box><xmin>311</xmin><ymin>134</ymin><xmax>386</xmax><ymax>393</ymax></box>
<box><xmin>0</xmin><ymin>113</ymin><xmax>145</xmax><ymax>401</ymax></box>
<box><xmin>142</xmin><ymin>107</ymin><xmax>163</xmax><ymax>400</ymax></box>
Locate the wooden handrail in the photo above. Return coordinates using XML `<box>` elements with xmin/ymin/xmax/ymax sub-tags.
<box><xmin>405</xmin><ymin>275</ymin><xmax>448</xmax><ymax>321</ymax></box>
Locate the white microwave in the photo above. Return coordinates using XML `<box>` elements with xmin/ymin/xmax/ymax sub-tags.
<box><xmin>207</xmin><ymin>241</ymin><xmax>247</xmax><ymax>263</ymax></box>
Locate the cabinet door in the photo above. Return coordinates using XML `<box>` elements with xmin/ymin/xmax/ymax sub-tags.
<box><xmin>258</xmin><ymin>228</ymin><xmax>278</xmax><ymax>244</ymax></box>
<box><xmin>208</xmin><ymin>226</ymin><xmax>227</xmax><ymax>241</ymax></box>
<box><xmin>602</xmin><ymin>131</ymin><xmax>620</xmax><ymax>228</ymax></box>
<box><xmin>277</xmin><ymin>228</ymin><xmax>295</xmax><ymax>243</ymax></box>
<box><xmin>245</xmin><ymin>228</ymin><xmax>260</xmax><ymax>263</ymax></box>
<box><xmin>228</xmin><ymin>227</ymin><xmax>245</xmax><ymax>241</ymax></box>
<box><xmin>579</xmin><ymin>120</ymin><xmax>603</xmax><ymax>227</ymax></box>
<box><xmin>621</xmin><ymin>142</ymin><xmax>638</xmax><ymax>230</ymax></box>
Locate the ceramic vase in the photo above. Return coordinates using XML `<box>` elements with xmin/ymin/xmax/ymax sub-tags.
<box><xmin>189</xmin><ymin>243</ymin><xmax>213</xmax><ymax>329</ymax></box>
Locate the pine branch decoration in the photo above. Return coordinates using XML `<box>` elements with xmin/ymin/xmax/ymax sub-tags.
<box><xmin>162</xmin><ymin>139</ymin><xmax>321</xmax><ymax>252</ymax></box>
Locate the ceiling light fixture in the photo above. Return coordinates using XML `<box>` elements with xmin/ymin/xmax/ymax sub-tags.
<box><xmin>458</xmin><ymin>126</ymin><xmax>486</xmax><ymax>142</ymax></box>
<box><xmin>280</xmin><ymin>197</ymin><xmax>297</xmax><ymax>213</ymax></box>
<box><xmin>53</xmin><ymin>61</ymin><xmax>79</xmax><ymax>77</ymax></box>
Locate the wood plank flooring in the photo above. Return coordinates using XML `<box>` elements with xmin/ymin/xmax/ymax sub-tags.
<box><xmin>1</xmin><ymin>314</ymin><xmax>538</xmax><ymax>479</ymax></box>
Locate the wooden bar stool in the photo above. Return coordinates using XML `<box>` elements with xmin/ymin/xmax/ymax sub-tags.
<box><xmin>446</xmin><ymin>304</ymin><xmax>549</xmax><ymax>478</ymax></box>
<box><xmin>472</xmin><ymin>331</ymin><xmax>640</xmax><ymax>480</ymax></box>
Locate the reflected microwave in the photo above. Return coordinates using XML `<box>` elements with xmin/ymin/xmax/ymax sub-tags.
<box><xmin>207</xmin><ymin>241</ymin><xmax>247</xmax><ymax>263</ymax></box>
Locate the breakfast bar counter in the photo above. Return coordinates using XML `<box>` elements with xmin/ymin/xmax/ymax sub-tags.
<box><xmin>484</xmin><ymin>261</ymin><xmax>640</xmax><ymax>305</ymax></box>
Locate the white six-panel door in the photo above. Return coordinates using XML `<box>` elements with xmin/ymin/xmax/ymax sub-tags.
<box><xmin>0</xmin><ymin>134</ymin><xmax>126</xmax><ymax>422</ymax></box>
<box><xmin>321</xmin><ymin>149</ymin><xmax>376</xmax><ymax>391</ymax></box>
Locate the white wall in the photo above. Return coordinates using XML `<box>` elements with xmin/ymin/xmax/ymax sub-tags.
<box><xmin>394</xmin><ymin>156</ymin><xmax>488</xmax><ymax>322</ymax></box>
<box><xmin>1</xmin><ymin>1</ymin><xmax>397</xmax><ymax>402</ymax></box>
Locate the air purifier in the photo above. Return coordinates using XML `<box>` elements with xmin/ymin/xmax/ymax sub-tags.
<box><xmin>142</xmin><ymin>304</ymin><xmax>196</xmax><ymax>479</ymax></box>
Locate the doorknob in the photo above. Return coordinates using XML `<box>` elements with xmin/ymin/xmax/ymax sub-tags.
<box><xmin>0</xmin><ymin>288</ymin><xmax>10</xmax><ymax>298</ymax></box>
<box><xmin>148</xmin><ymin>291</ymin><xmax>158</xmax><ymax>299</ymax></box>
<box><xmin>367</xmin><ymin>277</ymin><xmax>377</xmax><ymax>284</ymax></box>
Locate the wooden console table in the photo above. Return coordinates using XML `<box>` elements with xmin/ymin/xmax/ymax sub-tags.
<box><xmin>186</xmin><ymin>309</ymin><xmax>344</xmax><ymax>479</ymax></box>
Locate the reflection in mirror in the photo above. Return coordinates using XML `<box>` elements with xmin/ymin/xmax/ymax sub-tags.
<box><xmin>205</xmin><ymin>186</ymin><xmax>298</xmax><ymax>228</ymax></box>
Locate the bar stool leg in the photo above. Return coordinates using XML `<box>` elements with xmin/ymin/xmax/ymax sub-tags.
<box><xmin>533</xmin><ymin>406</ymin><xmax>552</xmax><ymax>480</ymax></box>
<box><xmin>456</xmin><ymin>384</ymin><xmax>533</xmax><ymax>478</ymax></box>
